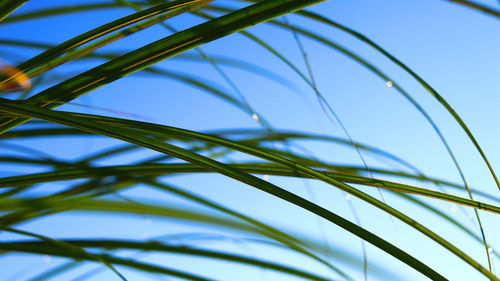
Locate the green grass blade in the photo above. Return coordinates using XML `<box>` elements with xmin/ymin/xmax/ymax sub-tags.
<box><xmin>289</xmin><ymin>8</ymin><xmax>500</xmax><ymax>192</ymax></box>
<box><xmin>0</xmin><ymin>149</ymin><xmax>349</xmax><ymax>276</ymax></box>
<box><xmin>0</xmin><ymin>0</ymin><xmax>29</xmax><ymax>23</ymax></box>
<box><xmin>0</xmin><ymin>241</ymin><xmax>213</xmax><ymax>280</ymax></box>
<box><xmin>70</xmin><ymin>111</ymin><xmax>498</xmax><ymax>280</ymax></box>
<box><xmin>0</xmin><ymin>227</ymin><xmax>127</xmax><ymax>281</ymax></box>
<box><xmin>0</xmin><ymin>2</ymin><xmax>151</xmax><ymax>24</ymax></box>
<box><xmin>144</xmin><ymin>180</ymin><xmax>350</xmax><ymax>280</ymax></box>
<box><xmin>0</xmin><ymin>39</ymin><xmax>296</xmax><ymax>90</ymax></box>
<box><xmin>203</xmin><ymin>7</ymin><xmax>495</xmax><ymax>265</ymax></box>
<box><xmin>3</xmin><ymin>163</ymin><xmax>499</xmax><ymax>215</ymax></box>
<box><xmin>28</xmin><ymin>261</ymin><xmax>80</xmax><ymax>281</ymax></box>
<box><xmin>25</xmin><ymin>1</ymin><xmax>212</xmax><ymax>80</ymax></box>
<box><xmin>6</xmin><ymin>0</ymin><xmax>202</xmax><ymax>75</ymax></box>
<box><xmin>2</xmin><ymin>196</ymin><xmax>442</xmax><ymax>280</ymax></box>
<box><xmin>119</xmin><ymin>0</ymin><xmax>271</xmax><ymax>131</ymax></box>
<box><xmin>397</xmin><ymin>193</ymin><xmax>500</xmax><ymax>260</ymax></box>
<box><xmin>443</xmin><ymin>0</ymin><xmax>500</xmax><ymax>18</ymax></box>
<box><xmin>0</xmin><ymin>0</ymin><xmax>325</xmax><ymax>134</ymax></box>
<box><xmin>0</xmin><ymin>100</ymin><xmax>457</xmax><ymax>280</ymax></box>
<box><xmin>1</xmin><ymin>239</ymin><xmax>333</xmax><ymax>281</ymax></box>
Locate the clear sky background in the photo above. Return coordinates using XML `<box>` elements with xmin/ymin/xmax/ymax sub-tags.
<box><xmin>1</xmin><ymin>0</ymin><xmax>500</xmax><ymax>280</ymax></box>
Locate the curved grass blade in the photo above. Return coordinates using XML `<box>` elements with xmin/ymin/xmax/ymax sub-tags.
<box><xmin>0</xmin><ymin>226</ymin><xmax>127</xmax><ymax>281</ymax></box>
<box><xmin>227</xmin><ymin>130</ymin><xmax>421</xmax><ymax>176</ymax></box>
<box><xmin>0</xmin><ymin>0</ymin><xmax>326</xmax><ymax>134</ymax></box>
<box><xmin>0</xmin><ymin>39</ymin><xmax>289</xmax><ymax>122</ymax></box>
<box><xmin>144</xmin><ymin>179</ymin><xmax>351</xmax><ymax>280</ymax></box>
<box><xmin>0</xmin><ymin>141</ymin><xmax>55</xmax><ymax>159</ymax></box>
<box><xmin>0</xmin><ymin>155</ymin><xmax>69</xmax><ymax>167</ymax></box>
<box><xmin>0</xmin><ymin>127</ymin><xmax>88</xmax><ymax>139</ymax></box>
<box><xmin>2</xmin><ymin>196</ymin><xmax>442</xmax><ymax>280</ymax></box>
<box><xmin>443</xmin><ymin>0</ymin><xmax>500</xmax><ymax>18</ymax></box>
<box><xmin>1</xmin><ymin>239</ymin><xmax>333</xmax><ymax>281</ymax></box>
<box><xmin>0</xmin><ymin>162</ymin><xmax>351</xmax><ymax>278</ymax></box>
<box><xmin>0</xmin><ymin>0</ymin><xmax>29</xmax><ymax>23</ymax></box>
<box><xmin>119</xmin><ymin>0</ymin><xmax>271</xmax><ymax>131</ymax></box>
<box><xmin>0</xmin><ymin>241</ymin><xmax>213</xmax><ymax>281</ymax></box>
<box><xmin>0</xmin><ymin>163</ymin><xmax>352</xmax><ymax>279</ymax></box>
<box><xmin>7</xmin><ymin>125</ymin><xmax>490</xmax><ymax>211</ymax></box>
<box><xmin>302</xmin><ymin>163</ymin><xmax>500</xmax><ymax>207</ymax></box>
<box><xmin>397</xmin><ymin>193</ymin><xmax>500</xmax><ymax>260</ymax></box>
<box><xmin>4</xmin><ymin>0</ymin><xmax>202</xmax><ymax>75</ymax></box>
<box><xmin>0</xmin><ymin>0</ymin><xmax>202</xmax><ymax>99</ymax></box>
<box><xmin>280</xmin><ymin>20</ymin><xmax>372</xmax><ymax>278</ymax></box>
<box><xmin>24</xmin><ymin>1</ymin><xmax>213</xmax><ymax>80</ymax></box>
<box><xmin>0</xmin><ymin>101</ymin><xmax>471</xmax><ymax>281</ymax></box>
<box><xmin>0</xmin><ymin>195</ymin><xmax>382</xmax><ymax>281</ymax></box>
<box><xmin>47</xmin><ymin>174</ymin><xmax>353</xmax><ymax>280</ymax></box>
<box><xmin>2</xmin><ymin>163</ymin><xmax>499</xmax><ymax>216</ymax></box>
<box><xmin>197</xmin><ymin>10</ymin><xmax>494</xmax><ymax>265</ymax></box>
<box><xmin>0</xmin><ymin>2</ymin><xmax>152</xmax><ymax>24</ymax></box>
<box><xmin>198</xmin><ymin>6</ymin><xmax>478</xmax><ymax>193</ymax></box>
<box><xmin>173</xmin><ymin>53</ymin><xmax>297</xmax><ymax>90</ymax></box>
<box><xmin>201</xmin><ymin>5</ymin><xmax>484</xmax><ymax>201</ymax></box>
<box><xmin>27</xmin><ymin>261</ymin><xmax>80</xmax><ymax>281</ymax></box>
<box><xmin>202</xmin><ymin>7</ymin><xmax>497</xmax><ymax>267</ymax></box>
<box><xmin>286</xmin><ymin>8</ymin><xmax>500</xmax><ymax>193</ymax></box>
<box><xmin>0</xmin><ymin>126</ymin><xmax>419</xmax><ymax>172</ymax></box>
<box><xmin>0</xmin><ymin>39</ymin><xmax>296</xmax><ymax>91</ymax></box>
<box><xmin>66</xmin><ymin>110</ymin><xmax>499</xmax><ymax>280</ymax></box>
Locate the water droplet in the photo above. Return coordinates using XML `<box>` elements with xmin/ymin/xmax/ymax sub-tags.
<box><xmin>344</xmin><ymin>194</ymin><xmax>351</xmax><ymax>201</ymax></box>
<box><xmin>386</xmin><ymin>81</ymin><xmax>393</xmax><ymax>87</ymax></box>
<box><xmin>263</xmin><ymin>175</ymin><xmax>270</xmax><ymax>181</ymax></box>
<box><xmin>252</xmin><ymin>113</ymin><xmax>259</xmax><ymax>121</ymax></box>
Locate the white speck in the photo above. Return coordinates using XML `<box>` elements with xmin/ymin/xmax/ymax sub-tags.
<box><xmin>263</xmin><ymin>175</ymin><xmax>270</xmax><ymax>181</ymax></box>
<box><xmin>43</xmin><ymin>255</ymin><xmax>51</xmax><ymax>263</ymax></box>
<box><xmin>489</xmin><ymin>248</ymin><xmax>493</xmax><ymax>253</ymax></box>
<box><xmin>450</xmin><ymin>205</ymin><xmax>458</xmax><ymax>212</ymax></box>
<box><xmin>252</xmin><ymin>114</ymin><xmax>259</xmax><ymax>121</ymax></box>
<box><xmin>145</xmin><ymin>218</ymin><xmax>153</xmax><ymax>224</ymax></box>
<box><xmin>344</xmin><ymin>194</ymin><xmax>351</xmax><ymax>201</ymax></box>
<box><xmin>386</xmin><ymin>81</ymin><xmax>393</xmax><ymax>87</ymax></box>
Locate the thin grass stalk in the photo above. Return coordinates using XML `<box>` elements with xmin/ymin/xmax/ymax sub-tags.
<box><xmin>2</xmin><ymin>163</ymin><xmax>499</xmax><ymax>215</ymax></box>
<box><xmin>0</xmin><ymin>99</ymin><xmax>449</xmax><ymax>280</ymax></box>
<box><xmin>0</xmin><ymin>2</ymin><xmax>151</xmax><ymax>24</ymax></box>
<box><xmin>0</xmin><ymin>241</ymin><xmax>214</xmax><ymax>281</ymax></box>
<box><xmin>0</xmin><ymin>239</ymin><xmax>334</xmax><ymax>281</ymax></box>
<box><xmin>0</xmin><ymin>0</ymin><xmax>29</xmax><ymax>22</ymax></box>
<box><xmin>443</xmin><ymin>0</ymin><xmax>500</xmax><ymax>18</ymax></box>
<box><xmin>24</xmin><ymin>1</ymin><xmax>213</xmax><ymax>80</ymax></box>
<box><xmin>65</xmin><ymin>110</ymin><xmax>498</xmax><ymax>280</ymax></box>
<box><xmin>0</xmin><ymin>227</ymin><xmax>127</xmax><ymax>280</ymax></box>
<box><xmin>0</xmin><ymin>0</ymin><xmax>326</xmax><ymax>135</ymax></box>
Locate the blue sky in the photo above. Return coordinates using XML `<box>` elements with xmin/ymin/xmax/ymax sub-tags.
<box><xmin>1</xmin><ymin>0</ymin><xmax>500</xmax><ymax>280</ymax></box>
